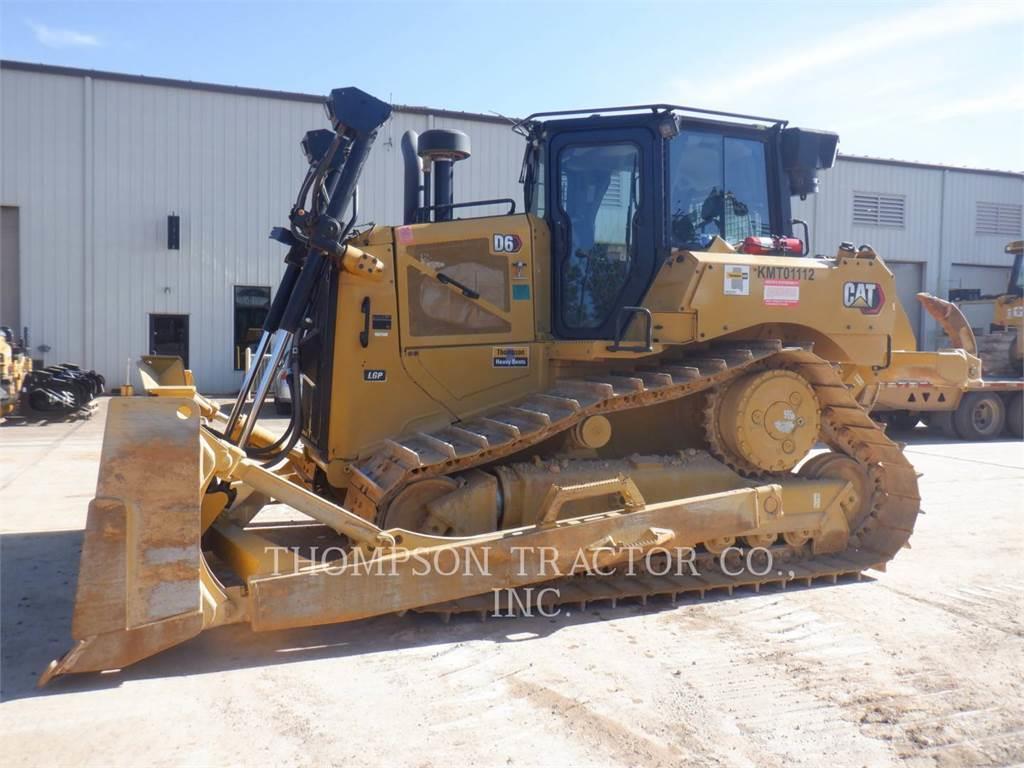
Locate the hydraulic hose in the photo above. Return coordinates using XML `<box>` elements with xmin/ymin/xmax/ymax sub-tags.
<box><xmin>246</xmin><ymin>346</ymin><xmax>302</xmax><ymax>459</ymax></box>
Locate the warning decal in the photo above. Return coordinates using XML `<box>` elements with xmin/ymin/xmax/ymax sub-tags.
<box><xmin>724</xmin><ymin>264</ymin><xmax>750</xmax><ymax>296</ymax></box>
<box><xmin>763</xmin><ymin>279</ymin><xmax>800</xmax><ymax>307</ymax></box>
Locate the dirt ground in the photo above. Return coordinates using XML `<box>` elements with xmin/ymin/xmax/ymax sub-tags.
<box><xmin>2</xmin><ymin>399</ymin><xmax>1022</xmax><ymax>767</ymax></box>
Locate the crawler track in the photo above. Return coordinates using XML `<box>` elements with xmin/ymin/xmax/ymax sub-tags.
<box><xmin>348</xmin><ymin>342</ymin><xmax>920</xmax><ymax>614</ymax></box>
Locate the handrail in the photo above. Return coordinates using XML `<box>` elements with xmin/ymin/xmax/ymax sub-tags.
<box><xmin>516</xmin><ymin>103</ymin><xmax>787</xmax><ymax>133</ymax></box>
<box><xmin>414</xmin><ymin>198</ymin><xmax>517</xmax><ymax>223</ymax></box>
<box><xmin>607</xmin><ymin>306</ymin><xmax>654</xmax><ymax>353</ymax></box>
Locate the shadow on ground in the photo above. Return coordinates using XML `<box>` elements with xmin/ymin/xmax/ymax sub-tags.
<box><xmin>0</xmin><ymin>527</ymin><xmax>873</xmax><ymax>702</ymax></box>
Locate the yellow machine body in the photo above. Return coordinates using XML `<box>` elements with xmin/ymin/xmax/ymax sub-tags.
<box><xmin>869</xmin><ymin>241</ymin><xmax>1023</xmax><ymax>439</ymax></box>
<box><xmin>0</xmin><ymin>332</ymin><xmax>31</xmax><ymax>417</ymax></box>
<box><xmin>44</xmin><ymin>94</ymin><xmax>924</xmax><ymax>683</ymax></box>
<box><xmin>987</xmin><ymin>240</ymin><xmax>1024</xmax><ymax>372</ymax></box>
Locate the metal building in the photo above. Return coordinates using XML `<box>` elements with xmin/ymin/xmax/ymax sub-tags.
<box><xmin>0</xmin><ymin>61</ymin><xmax>525</xmax><ymax>392</ymax></box>
<box><xmin>1</xmin><ymin>60</ymin><xmax>1021</xmax><ymax>391</ymax></box>
<box><xmin>792</xmin><ymin>157</ymin><xmax>1024</xmax><ymax>349</ymax></box>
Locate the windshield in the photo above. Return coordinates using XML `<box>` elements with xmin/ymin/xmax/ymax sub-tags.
<box><xmin>558</xmin><ymin>142</ymin><xmax>641</xmax><ymax>329</ymax></box>
<box><xmin>669</xmin><ymin>130</ymin><xmax>772</xmax><ymax>249</ymax></box>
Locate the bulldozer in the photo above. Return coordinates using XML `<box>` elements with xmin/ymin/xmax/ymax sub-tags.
<box><xmin>43</xmin><ymin>88</ymin><xmax>922</xmax><ymax>684</ymax></box>
<box><xmin>968</xmin><ymin>240</ymin><xmax>1024</xmax><ymax>378</ymax></box>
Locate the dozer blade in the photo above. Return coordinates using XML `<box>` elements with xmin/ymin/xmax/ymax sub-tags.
<box><xmin>137</xmin><ymin>354</ymin><xmax>197</xmax><ymax>397</ymax></box>
<box><xmin>917</xmin><ymin>292</ymin><xmax>978</xmax><ymax>355</ymax></box>
<box><xmin>40</xmin><ymin>397</ymin><xmax>204</xmax><ymax>685</ymax></box>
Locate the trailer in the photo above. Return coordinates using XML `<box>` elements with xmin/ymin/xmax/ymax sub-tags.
<box><xmin>871</xmin><ymin>294</ymin><xmax>1022</xmax><ymax>439</ymax></box>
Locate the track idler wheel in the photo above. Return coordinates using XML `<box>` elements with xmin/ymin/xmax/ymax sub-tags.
<box><xmin>380</xmin><ymin>477</ymin><xmax>459</xmax><ymax>534</ymax></box>
<box><xmin>706</xmin><ymin>369</ymin><xmax>821</xmax><ymax>475</ymax></box>
<box><xmin>798</xmin><ymin>452</ymin><xmax>873</xmax><ymax>537</ymax></box>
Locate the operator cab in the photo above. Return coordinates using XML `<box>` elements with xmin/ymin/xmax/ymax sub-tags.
<box><xmin>519</xmin><ymin>106</ymin><xmax>838</xmax><ymax>340</ymax></box>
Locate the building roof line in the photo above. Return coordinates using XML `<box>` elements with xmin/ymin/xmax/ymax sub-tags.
<box><xmin>836</xmin><ymin>153</ymin><xmax>1023</xmax><ymax>180</ymax></box>
<box><xmin>0</xmin><ymin>59</ymin><xmax>515</xmax><ymax>126</ymax></box>
<box><xmin>2</xmin><ymin>59</ymin><xmax>1022</xmax><ymax>178</ymax></box>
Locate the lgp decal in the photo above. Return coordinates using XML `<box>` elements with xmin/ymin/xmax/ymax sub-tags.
<box><xmin>492</xmin><ymin>233</ymin><xmax>523</xmax><ymax>253</ymax></box>
<box><xmin>363</xmin><ymin>369</ymin><xmax>387</xmax><ymax>382</ymax></box>
<box><xmin>492</xmin><ymin>346</ymin><xmax>529</xmax><ymax>368</ymax></box>
<box><xmin>843</xmin><ymin>281</ymin><xmax>884</xmax><ymax>314</ymax></box>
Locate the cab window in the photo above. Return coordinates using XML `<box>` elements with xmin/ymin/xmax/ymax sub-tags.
<box><xmin>670</xmin><ymin>131</ymin><xmax>771</xmax><ymax>248</ymax></box>
<box><xmin>557</xmin><ymin>143</ymin><xmax>641</xmax><ymax>329</ymax></box>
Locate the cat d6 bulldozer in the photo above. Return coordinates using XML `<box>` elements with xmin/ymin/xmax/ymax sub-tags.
<box><xmin>43</xmin><ymin>88</ymin><xmax>921</xmax><ymax>684</ymax></box>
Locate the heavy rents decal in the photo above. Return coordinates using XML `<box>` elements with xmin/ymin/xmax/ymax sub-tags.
<box><xmin>492</xmin><ymin>346</ymin><xmax>529</xmax><ymax>368</ymax></box>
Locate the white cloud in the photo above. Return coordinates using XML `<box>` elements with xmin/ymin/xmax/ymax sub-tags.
<box><xmin>921</xmin><ymin>86</ymin><xmax>1024</xmax><ymax>123</ymax></box>
<box><xmin>27</xmin><ymin>20</ymin><xmax>100</xmax><ymax>48</ymax></box>
<box><xmin>664</xmin><ymin>1</ymin><xmax>1024</xmax><ymax>169</ymax></box>
<box><xmin>672</xmin><ymin>2</ymin><xmax>1024</xmax><ymax>104</ymax></box>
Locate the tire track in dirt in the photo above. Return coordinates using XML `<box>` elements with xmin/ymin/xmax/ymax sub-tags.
<box><xmin>697</xmin><ymin>588</ymin><xmax>1024</xmax><ymax>768</ymax></box>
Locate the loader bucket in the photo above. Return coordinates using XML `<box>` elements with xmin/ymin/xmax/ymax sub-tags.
<box><xmin>40</xmin><ymin>396</ymin><xmax>205</xmax><ymax>684</ymax></box>
<box><xmin>138</xmin><ymin>354</ymin><xmax>196</xmax><ymax>395</ymax></box>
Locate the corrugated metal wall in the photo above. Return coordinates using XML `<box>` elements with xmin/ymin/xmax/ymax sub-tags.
<box><xmin>793</xmin><ymin>158</ymin><xmax>1023</xmax><ymax>349</ymax></box>
<box><xmin>0</xmin><ymin>67</ymin><xmax>524</xmax><ymax>392</ymax></box>
<box><xmin>1</xmin><ymin>69</ymin><xmax>86</xmax><ymax>366</ymax></box>
<box><xmin>2</xmin><ymin>64</ymin><xmax>1021</xmax><ymax>388</ymax></box>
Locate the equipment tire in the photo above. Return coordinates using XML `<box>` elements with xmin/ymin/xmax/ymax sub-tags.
<box><xmin>952</xmin><ymin>391</ymin><xmax>1005</xmax><ymax>441</ymax></box>
<box><xmin>1006</xmin><ymin>392</ymin><xmax>1023</xmax><ymax>438</ymax></box>
<box><xmin>927</xmin><ymin>409</ymin><xmax>960</xmax><ymax>439</ymax></box>
<box><xmin>275</xmin><ymin>399</ymin><xmax>292</xmax><ymax>416</ymax></box>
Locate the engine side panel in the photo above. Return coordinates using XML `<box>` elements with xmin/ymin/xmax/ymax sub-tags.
<box><xmin>646</xmin><ymin>249</ymin><xmax>899</xmax><ymax>366</ymax></box>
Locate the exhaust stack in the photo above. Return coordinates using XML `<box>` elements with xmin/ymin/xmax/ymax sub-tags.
<box><xmin>401</xmin><ymin>130</ymin><xmax>424</xmax><ymax>225</ymax></box>
<box><xmin>416</xmin><ymin>129</ymin><xmax>471</xmax><ymax>222</ymax></box>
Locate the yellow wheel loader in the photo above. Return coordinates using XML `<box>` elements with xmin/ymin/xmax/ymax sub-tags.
<box><xmin>43</xmin><ymin>88</ymin><xmax>922</xmax><ymax>684</ymax></box>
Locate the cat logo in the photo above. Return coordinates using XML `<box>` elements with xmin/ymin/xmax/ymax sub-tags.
<box><xmin>842</xmin><ymin>281</ymin><xmax>885</xmax><ymax>315</ymax></box>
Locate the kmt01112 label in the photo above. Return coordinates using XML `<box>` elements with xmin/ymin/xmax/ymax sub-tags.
<box><xmin>755</xmin><ymin>265</ymin><xmax>815</xmax><ymax>281</ymax></box>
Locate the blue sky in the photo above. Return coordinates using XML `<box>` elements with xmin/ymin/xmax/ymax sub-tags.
<box><xmin>2</xmin><ymin>0</ymin><xmax>1022</xmax><ymax>170</ymax></box>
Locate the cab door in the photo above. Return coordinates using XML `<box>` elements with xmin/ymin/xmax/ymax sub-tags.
<box><xmin>395</xmin><ymin>214</ymin><xmax>543</xmax><ymax>417</ymax></box>
<box><xmin>549</xmin><ymin>128</ymin><xmax>658</xmax><ymax>340</ymax></box>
